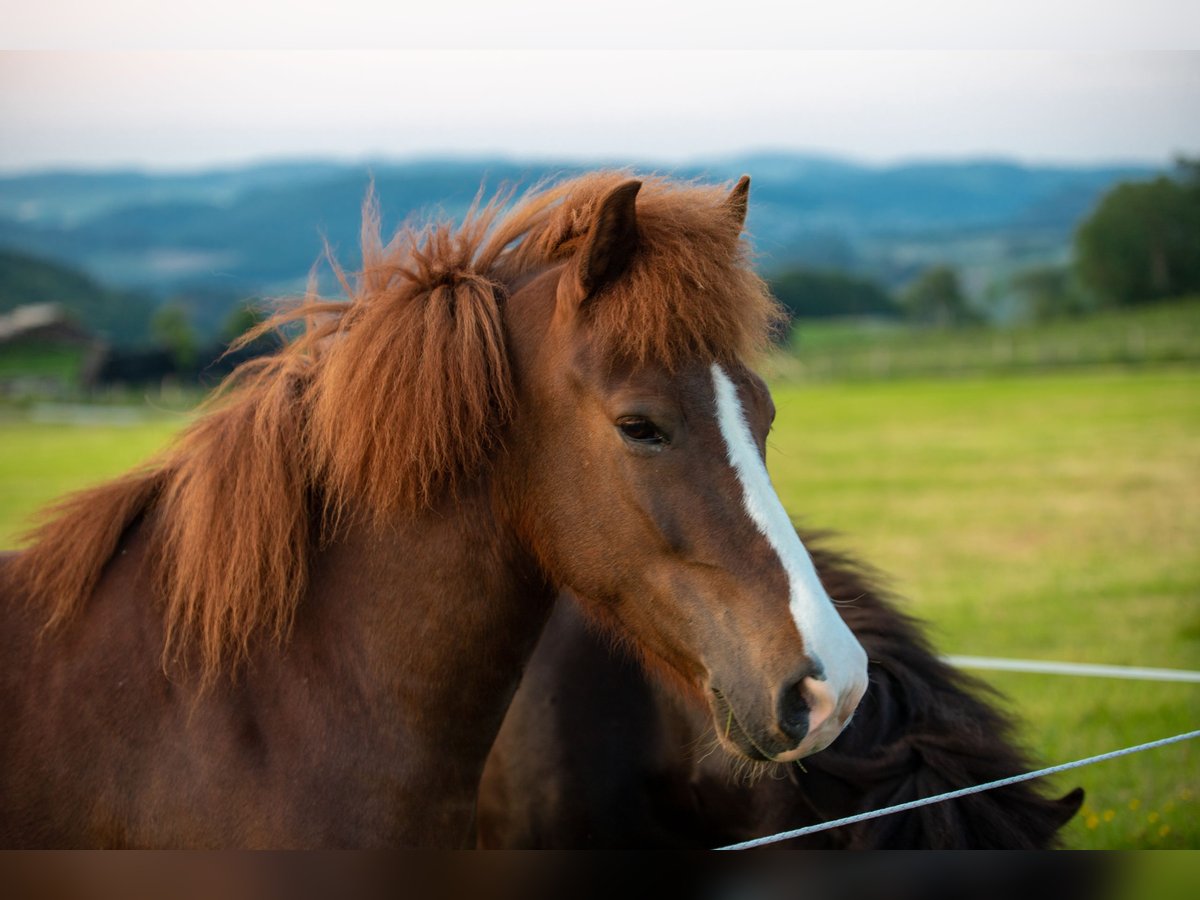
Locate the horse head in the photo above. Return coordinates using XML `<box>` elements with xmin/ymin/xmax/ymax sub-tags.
<box><xmin>501</xmin><ymin>175</ymin><xmax>869</xmax><ymax>762</ymax></box>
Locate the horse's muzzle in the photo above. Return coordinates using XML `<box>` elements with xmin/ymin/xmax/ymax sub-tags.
<box><xmin>709</xmin><ymin>669</ymin><xmax>867</xmax><ymax>763</ymax></box>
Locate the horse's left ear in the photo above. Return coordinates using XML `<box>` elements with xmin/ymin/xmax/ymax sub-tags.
<box><xmin>724</xmin><ymin>174</ymin><xmax>750</xmax><ymax>231</ymax></box>
<box><xmin>577</xmin><ymin>179</ymin><xmax>642</xmax><ymax>300</ymax></box>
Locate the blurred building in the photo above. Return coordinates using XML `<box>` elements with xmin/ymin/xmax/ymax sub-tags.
<box><xmin>0</xmin><ymin>302</ymin><xmax>93</xmax><ymax>347</ymax></box>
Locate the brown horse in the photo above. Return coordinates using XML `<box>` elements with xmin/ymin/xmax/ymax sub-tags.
<box><xmin>478</xmin><ymin>531</ymin><xmax>1084</xmax><ymax>848</ymax></box>
<box><xmin>0</xmin><ymin>173</ymin><xmax>870</xmax><ymax>848</ymax></box>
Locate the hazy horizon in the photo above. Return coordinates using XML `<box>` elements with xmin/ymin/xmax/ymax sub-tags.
<box><xmin>0</xmin><ymin>146</ymin><xmax>1178</xmax><ymax>179</ymax></box>
<box><xmin>3</xmin><ymin>50</ymin><xmax>1197</xmax><ymax>175</ymax></box>
<box><xmin>0</xmin><ymin>143</ymin><xmax>1180</xmax><ymax>177</ymax></box>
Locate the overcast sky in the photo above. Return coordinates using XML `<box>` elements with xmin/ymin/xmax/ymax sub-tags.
<box><xmin>2</xmin><ymin>3</ymin><xmax>1198</xmax><ymax>172</ymax></box>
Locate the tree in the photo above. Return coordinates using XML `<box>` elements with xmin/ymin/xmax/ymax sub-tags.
<box><xmin>899</xmin><ymin>265</ymin><xmax>980</xmax><ymax>327</ymax></box>
<box><xmin>1009</xmin><ymin>265</ymin><xmax>1089</xmax><ymax>322</ymax></box>
<box><xmin>151</xmin><ymin>303</ymin><xmax>198</xmax><ymax>372</ymax></box>
<box><xmin>1074</xmin><ymin>160</ymin><xmax>1200</xmax><ymax>306</ymax></box>
<box><xmin>770</xmin><ymin>268</ymin><xmax>900</xmax><ymax>320</ymax></box>
<box><xmin>221</xmin><ymin>302</ymin><xmax>267</xmax><ymax>344</ymax></box>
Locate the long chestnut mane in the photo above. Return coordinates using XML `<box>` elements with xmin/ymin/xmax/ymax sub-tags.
<box><xmin>12</xmin><ymin>172</ymin><xmax>781</xmax><ymax>681</ymax></box>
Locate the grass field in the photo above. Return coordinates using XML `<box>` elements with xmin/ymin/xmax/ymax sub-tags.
<box><xmin>1</xmin><ymin>367</ymin><xmax>1196</xmax><ymax>848</ymax></box>
<box><xmin>769</xmin><ymin>368</ymin><xmax>1199</xmax><ymax>849</ymax></box>
<box><xmin>0</xmin><ymin>342</ymin><xmax>88</xmax><ymax>385</ymax></box>
<box><xmin>0</xmin><ymin>408</ymin><xmax>185</xmax><ymax>543</ymax></box>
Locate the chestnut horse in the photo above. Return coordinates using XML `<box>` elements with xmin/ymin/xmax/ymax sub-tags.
<box><xmin>0</xmin><ymin>173</ymin><xmax>869</xmax><ymax>848</ymax></box>
<box><xmin>478</xmin><ymin>531</ymin><xmax>1084</xmax><ymax>848</ymax></box>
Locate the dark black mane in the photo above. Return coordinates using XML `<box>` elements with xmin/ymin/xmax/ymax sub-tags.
<box><xmin>763</xmin><ymin>536</ymin><xmax>1082</xmax><ymax>848</ymax></box>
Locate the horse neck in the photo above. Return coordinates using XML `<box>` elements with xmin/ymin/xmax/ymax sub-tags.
<box><xmin>300</xmin><ymin>483</ymin><xmax>554</xmax><ymax>837</ymax></box>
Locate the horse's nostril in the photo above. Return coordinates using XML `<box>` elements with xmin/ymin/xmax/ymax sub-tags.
<box><xmin>778</xmin><ymin>680</ymin><xmax>810</xmax><ymax>744</ymax></box>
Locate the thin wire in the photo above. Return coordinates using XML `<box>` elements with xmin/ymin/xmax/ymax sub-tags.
<box><xmin>945</xmin><ymin>655</ymin><xmax>1200</xmax><ymax>684</ymax></box>
<box><xmin>715</xmin><ymin>728</ymin><xmax>1200</xmax><ymax>850</ymax></box>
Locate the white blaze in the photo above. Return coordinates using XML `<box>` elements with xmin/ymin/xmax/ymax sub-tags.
<box><xmin>710</xmin><ymin>363</ymin><xmax>867</xmax><ymax>749</ymax></box>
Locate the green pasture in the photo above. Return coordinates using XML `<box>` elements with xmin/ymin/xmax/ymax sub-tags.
<box><xmin>769</xmin><ymin>369</ymin><xmax>1199</xmax><ymax>849</ymax></box>
<box><xmin>0</xmin><ymin>367</ymin><xmax>1196</xmax><ymax>848</ymax></box>
<box><xmin>0</xmin><ymin>342</ymin><xmax>88</xmax><ymax>384</ymax></box>
<box><xmin>0</xmin><ymin>409</ymin><xmax>184</xmax><ymax>543</ymax></box>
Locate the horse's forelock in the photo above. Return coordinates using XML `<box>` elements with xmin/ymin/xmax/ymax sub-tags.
<box><xmin>490</xmin><ymin>172</ymin><xmax>784</xmax><ymax>369</ymax></box>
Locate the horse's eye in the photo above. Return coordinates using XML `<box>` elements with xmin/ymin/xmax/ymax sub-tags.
<box><xmin>617</xmin><ymin>417</ymin><xmax>667</xmax><ymax>446</ymax></box>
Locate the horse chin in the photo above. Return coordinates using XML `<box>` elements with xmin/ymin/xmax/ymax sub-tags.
<box><xmin>708</xmin><ymin>685</ymin><xmax>851</xmax><ymax>763</ymax></box>
<box><xmin>708</xmin><ymin>688</ymin><xmax>779</xmax><ymax>763</ymax></box>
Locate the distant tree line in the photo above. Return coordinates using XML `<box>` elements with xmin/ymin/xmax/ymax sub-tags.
<box><xmin>772</xmin><ymin>157</ymin><xmax>1199</xmax><ymax>329</ymax></box>
<box><xmin>1005</xmin><ymin>157</ymin><xmax>1199</xmax><ymax>322</ymax></box>
<box><xmin>90</xmin><ymin>303</ymin><xmax>279</xmax><ymax>389</ymax></box>
<box><xmin>770</xmin><ymin>264</ymin><xmax>984</xmax><ymax>328</ymax></box>
<box><xmin>770</xmin><ymin>269</ymin><xmax>899</xmax><ymax>320</ymax></box>
<box><xmin>897</xmin><ymin>266</ymin><xmax>980</xmax><ymax>327</ymax></box>
<box><xmin>1075</xmin><ymin>157</ymin><xmax>1200</xmax><ymax>306</ymax></box>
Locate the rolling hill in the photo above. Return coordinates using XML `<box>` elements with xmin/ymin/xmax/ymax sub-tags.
<box><xmin>0</xmin><ymin>153</ymin><xmax>1158</xmax><ymax>341</ymax></box>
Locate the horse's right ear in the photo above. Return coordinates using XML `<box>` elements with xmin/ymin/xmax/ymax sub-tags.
<box><xmin>724</xmin><ymin>175</ymin><xmax>750</xmax><ymax>231</ymax></box>
<box><xmin>576</xmin><ymin>179</ymin><xmax>642</xmax><ymax>301</ymax></box>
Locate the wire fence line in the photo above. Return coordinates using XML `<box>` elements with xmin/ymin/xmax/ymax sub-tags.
<box><xmin>717</xmin><ymin>655</ymin><xmax>1200</xmax><ymax>850</ymax></box>
<box><xmin>944</xmin><ymin>655</ymin><xmax>1200</xmax><ymax>683</ymax></box>
<box><xmin>716</xmin><ymin>729</ymin><xmax>1200</xmax><ymax>850</ymax></box>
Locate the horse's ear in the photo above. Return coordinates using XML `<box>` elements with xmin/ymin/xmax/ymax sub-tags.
<box><xmin>724</xmin><ymin>175</ymin><xmax>750</xmax><ymax>231</ymax></box>
<box><xmin>1050</xmin><ymin>787</ymin><xmax>1086</xmax><ymax>829</ymax></box>
<box><xmin>577</xmin><ymin>179</ymin><xmax>642</xmax><ymax>300</ymax></box>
